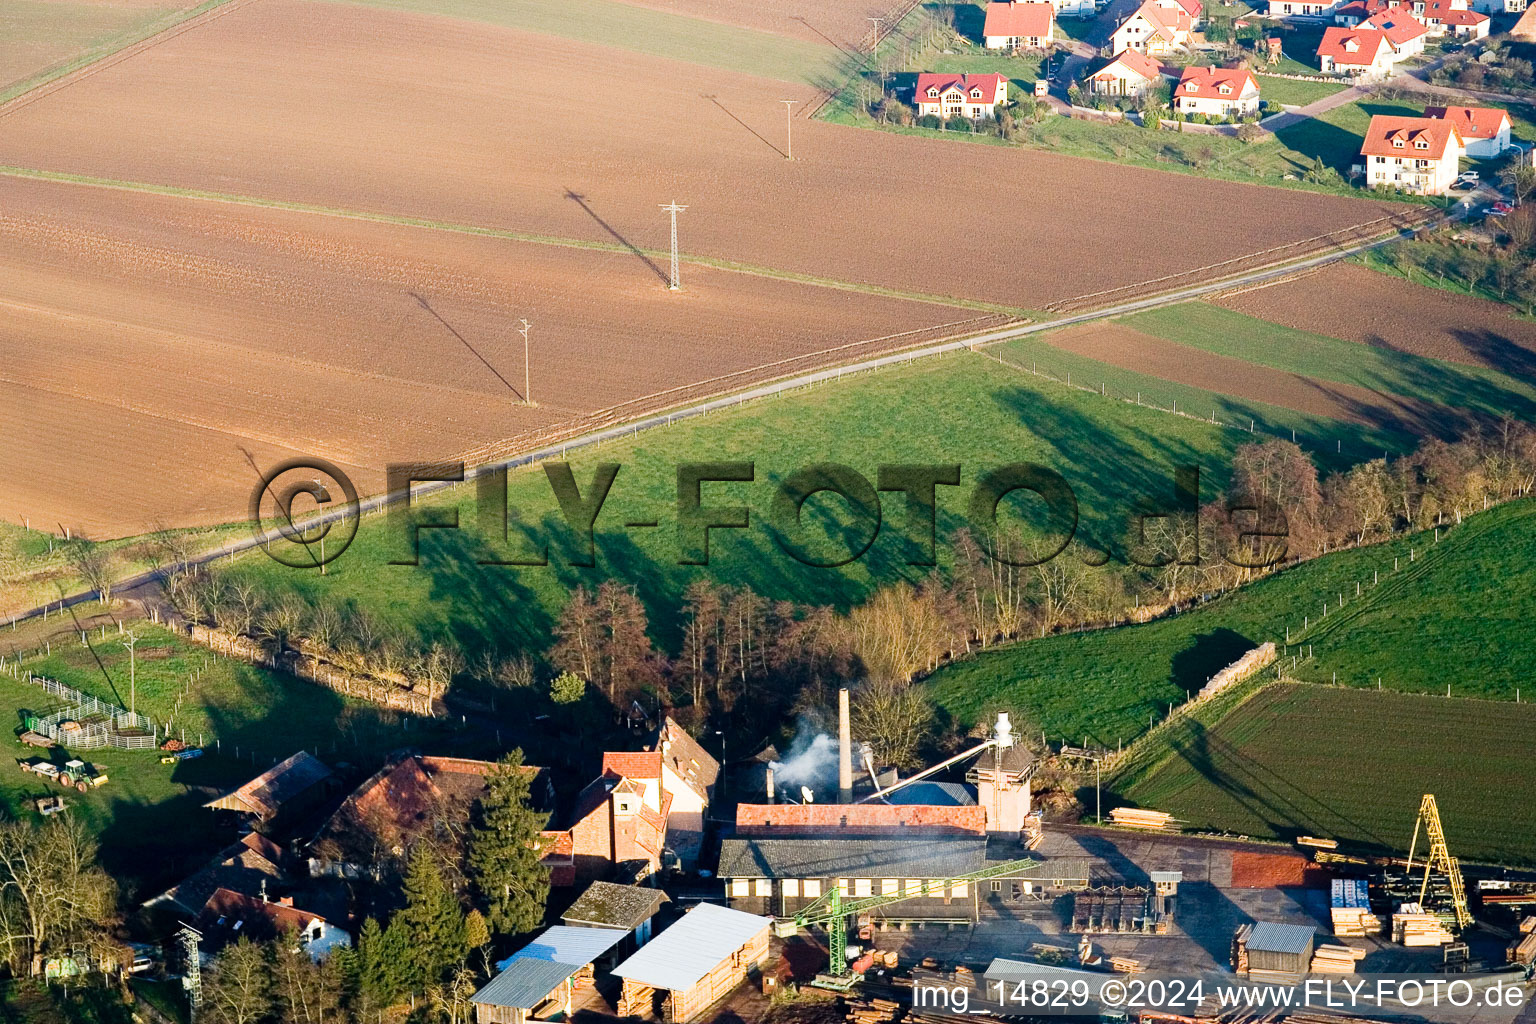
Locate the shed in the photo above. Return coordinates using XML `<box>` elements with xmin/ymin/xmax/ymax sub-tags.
<box><xmin>562</xmin><ymin>882</ymin><xmax>669</xmax><ymax>957</ymax></box>
<box><xmin>204</xmin><ymin>751</ymin><xmax>334</xmax><ymax>822</ymax></box>
<box><xmin>612</xmin><ymin>903</ymin><xmax>771</xmax><ymax>1022</ymax></box>
<box><xmin>473</xmin><ymin>927</ymin><xmax>626</xmax><ymax>1024</ymax></box>
<box><xmin>1242</xmin><ymin>921</ymin><xmax>1315</xmax><ymax>976</ymax></box>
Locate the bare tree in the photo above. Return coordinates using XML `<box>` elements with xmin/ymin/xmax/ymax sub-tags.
<box><xmin>0</xmin><ymin>817</ymin><xmax>114</xmax><ymax>975</ymax></box>
<box><xmin>204</xmin><ymin>937</ymin><xmax>272</xmax><ymax>1024</ymax></box>
<box><xmin>66</xmin><ymin>541</ymin><xmax>117</xmax><ymax>605</ymax></box>
<box><xmin>850</xmin><ymin>677</ymin><xmax>935</xmax><ymax>771</ymax></box>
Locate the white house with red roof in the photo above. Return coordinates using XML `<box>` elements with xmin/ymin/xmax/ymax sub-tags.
<box><xmin>1411</xmin><ymin>0</ymin><xmax>1491</xmax><ymax>32</ymax></box>
<box><xmin>1110</xmin><ymin>0</ymin><xmax>1192</xmax><ymax>54</ymax></box>
<box><xmin>1334</xmin><ymin>0</ymin><xmax>1408</xmax><ymax>24</ymax></box>
<box><xmin>984</xmin><ymin>1</ymin><xmax>1056</xmax><ymax>48</ymax></box>
<box><xmin>1426</xmin><ymin>105</ymin><xmax>1512</xmax><ymax>157</ymax></box>
<box><xmin>1316</xmin><ymin>26</ymin><xmax>1394</xmax><ymax>76</ymax></box>
<box><xmin>1361</xmin><ymin>114</ymin><xmax>1464</xmax><ymax>193</ymax></box>
<box><xmin>1153</xmin><ymin>0</ymin><xmax>1204</xmax><ymax>25</ymax></box>
<box><xmin>1364</xmin><ymin>8</ymin><xmax>1428</xmax><ymax>54</ymax></box>
<box><xmin>913</xmin><ymin>72</ymin><xmax>1010</xmax><ymax>118</ymax></box>
<box><xmin>1172</xmin><ymin>66</ymin><xmax>1260</xmax><ymax>119</ymax></box>
<box><xmin>1090</xmin><ymin>49</ymin><xmax>1172</xmax><ymax>96</ymax></box>
<box><xmin>1269</xmin><ymin>0</ymin><xmax>1339</xmax><ymax>18</ymax></box>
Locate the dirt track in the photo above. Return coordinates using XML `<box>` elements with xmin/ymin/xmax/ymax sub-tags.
<box><xmin>1213</xmin><ymin>263</ymin><xmax>1536</xmax><ymax>370</ymax></box>
<box><xmin>0</xmin><ymin>177</ymin><xmax>983</xmax><ymax>537</ymax></box>
<box><xmin>0</xmin><ymin>0</ymin><xmax>1405</xmax><ymax>311</ymax></box>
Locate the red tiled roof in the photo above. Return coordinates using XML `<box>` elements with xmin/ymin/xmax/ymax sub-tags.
<box><xmin>657</xmin><ymin>717</ymin><xmax>719</xmax><ymax>799</ymax></box>
<box><xmin>1364</xmin><ymin>9</ymin><xmax>1427</xmax><ymax>42</ymax></box>
<box><xmin>1360</xmin><ymin>114</ymin><xmax>1462</xmax><ymax>159</ymax></box>
<box><xmin>1128</xmin><ymin>0</ymin><xmax>1193</xmax><ymax>39</ymax></box>
<box><xmin>1174</xmin><ymin>65</ymin><xmax>1257</xmax><ymax>99</ymax></box>
<box><xmin>734</xmin><ymin>803</ymin><xmax>988</xmax><ymax>836</ymax></box>
<box><xmin>1163</xmin><ymin>0</ymin><xmax>1203</xmax><ymax>18</ymax></box>
<box><xmin>1095</xmin><ymin>49</ymin><xmax>1167</xmax><ymax>82</ymax></box>
<box><xmin>197</xmin><ymin>888</ymin><xmax>329</xmax><ymax>941</ymax></box>
<box><xmin>602</xmin><ymin>751</ymin><xmax>662</xmax><ymax>780</ymax></box>
<box><xmin>913</xmin><ymin>72</ymin><xmax>1009</xmax><ymax>106</ymax></box>
<box><xmin>984</xmin><ymin>1</ymin><xmax>1055</xmax><ymax>37</ymax></box>
<box><xmin>1336</xmin><ymin>0</ymin><xmax>1406</xmax><ymax>18</ymax></box>
<box><xmin>1316</xmin><ymin>26</ymin><xmax>1390</xmax><ymax>64</ymax></box>
<box><xmin>1430</xmin><ymin>6</ymin><xmax>1488</xmax><ymax>23</ymax></box>
<box><xmin>1425</xmin><ymin>104</ymin><xmax>1510</xmax><ymax>140</ymax></box>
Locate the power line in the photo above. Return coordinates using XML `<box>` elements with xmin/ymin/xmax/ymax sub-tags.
<box><xmin>659</xmin><ymin>200</ymin><xmax>688</xmax><ymax>291</ymax></box>
<box><xmin>781</xmin><ymin>99</ymin><xmax>796</xmax><ymax>160</ymax></box>
<box><xmin>518</xmin><ymin>318</ymin><xmax>532</xmax><ymax>405</ymax></box>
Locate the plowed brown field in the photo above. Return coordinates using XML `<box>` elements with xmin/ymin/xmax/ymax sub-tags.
<box><xmin>0</xmin><ymin>177</ymin><xmax>982</xmax><ymax>537</ymax></box>
<box><xmin>1040</xmin><ymin>321</ymin><xmax>1451</xmax><ymax>432</ymax></box>
<box><xmin>1213</xmin><ymin>263</ymin><xmax>1536</xmax><ymax>371</ymax></box>
<box><xmin>0</xmin><ymin>0</ymin><xmax>1403</xmax><ymax>310</ymax></box>
<box><xmin>609</xmin><ymin>0</ymin><xmax>883</xmax><ymax>50</ymax></box>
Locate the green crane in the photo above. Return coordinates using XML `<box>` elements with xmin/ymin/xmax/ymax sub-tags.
<box><xmin>788</xmin><ymin>858</ymin><xmax>1042</xmax><ymax>978</ymax></box>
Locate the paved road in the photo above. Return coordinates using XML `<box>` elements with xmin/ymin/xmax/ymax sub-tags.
<box><xmin>4</xmin><ymin>205</ymin><xmax>1451</xmax><ymax>632</ymax></box>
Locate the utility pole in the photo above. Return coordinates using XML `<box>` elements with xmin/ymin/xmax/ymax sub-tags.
<box><xmin>781</xmin><ymin>99</ymin><xmax>796</xmax><ymax>160</ymax></box>
<box><xmin>659</xmin><ymin>201</ymin><xmax>687</xmax><ymax>291</ymax></box>
<box><xmin>122</xmin><ymin>631</ymin><xmax>138</xmax><ymax>717</ymax></box>
<box><xmin>518</xmin><ymin>319</ymin><xmax>532</xmax><ymax>404</ymax></box>
<box><xmin>867</xmin><ymin>15</ymin><xmax>884</xmax><ymax>49</ymax></box>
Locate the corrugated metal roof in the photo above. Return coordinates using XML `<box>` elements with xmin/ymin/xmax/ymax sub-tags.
<box><xmin>612</xmin><ymin>903</ymin><xmax>770</xmax><ymax>991</ymax></box>
<box><xmin>1149</xmin><ymin>871</ymin><xmax>1184</xmax><ymax>883</ymax></box>
<box><xmin>472</xmin><ymin>959</ymin><xmax>578</xmax><ymax>1009</ymax></box>
<box><xmin>508</xmin><ymin>926</ymin><xmax>626</xmax><ymax>966</ymax></box>
<box><xmin>719</xmin><ymin>836</ymin><xmax>987</xmax><ymax>879</ymax></box>
<box><xmin>1246</xmin><ymin>921</ymin><xmax>1315</xmax><ymax>955</ymax></box>
<box><xmin>883</xmin><ymin>783</ymin><xmax>976</xmax><ymax>807</ymax></box>
<box><xmin>984</xmin><ymin>957</ymin><xmax>1104</xmax><ymax>981</ymax></box>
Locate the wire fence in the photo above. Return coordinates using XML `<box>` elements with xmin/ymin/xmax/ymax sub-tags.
<box><xmin>24</xmin><ymin>674</ymin><xmax>155</xmax><ymax>749</ymax></box>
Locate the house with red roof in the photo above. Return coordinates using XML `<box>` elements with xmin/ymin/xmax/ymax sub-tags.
<box><xmin>1334</xmin><ymin>0</ymin><xmax>1408</xmax><ymax>25</ymax></box>
<box><xmin>1090</xmin><ymin>49</ymin><xmax>1173</xmax><ymax>97</ymax></box>
<box><xmin>196</xmin><ymin>888</ymin><xmax>351</xmax><ymax>961</ymax></box>
<box><xmin>913</xmin><ymin>73</ymin><xmax>1010</xmax><ymax>119</ymax></box>
<box><xmin>1424</xmin><ymin>0</ymin><xmax>1491</xmax><ymax>33</ymax></box>
<box><xmin>1172</xmin><ymin>66</ymin><xmax>1260</xmax><ymax>119</ymax></box>
<box><xmin>1269</xmin><ymin>0</ymin><xmax>1340</xmax><ymax>18</ymax></box>
<box><xmin>984</xmin><ymin>2</ymin><xmax>1056</xmax><ymax>49</ymax></box>
<box><xmin>1365</xmin><ymin>8</ymin><xmax>1428</xmax><ymax>55</ymax></box>
<box><xmin>1316</xmin><ymin>26</ymin><xmax>1394</xmax><ymax>76</ymax></box>
<box><xmin>1361</xmin><ymin>114</ymin><xmax>1464</xmax><ymax>194</ymax></box>
<box><xmin>1426</xmin><ymin>105</ymin><xmax>1512</xmax><ymax>157</ymax></box>
<box><xmin>1110</xmin><ymin>0</ymin><xmax>1192</xmax><ymax>54</ymax></box>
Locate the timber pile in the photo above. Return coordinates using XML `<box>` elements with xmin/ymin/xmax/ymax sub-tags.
<box><xmin>1108</xmin><ymin>807</ymin><xmax>1177</xmax><ymax>831</ymax></box>
<box><xmin>844</xmin><ymin>996</ymin><xmax>901</xmax><ymax>1024</ymax></box>
<box><xmin>1107</xmin><ymin>956</ymin><xmax>1142</xmax><ymax>974</ymax></box>
<box><xmin>1520</xmin><ymin>915</ymin><xmax>1536</xmax><ymax>935</ymax></box>
<box><xmin>1392</xmin><ymin>907</ymin><xmax>1455</xmax><ymax>946</ymax></box>
<box><xmin>1330</xmin><ymin>879</ymin><xmax>1381</xmax><ymax>937</ymax></box>
<box><xmin>1507</xmin><ymin>931</ymin><xmax>1536</xmax><ymax>965</ymax></box>
<box><xmin>1298</xmin><ymin>835</ymin><xmax>1339</xmax><ymax>850</ymax></box>
<box><xmin>1232</xmin><ymin>924</ymin><xmax>1253</xmax><ymax>973</ymax></box>
<box><xmin>1024</xmin><ymin>814</ymin><xmax>1044</xmax><ymax>850</ymax></box>
<box><xmin>1310</xmin><ymin>944</ymin><xmax>1366</xmax><ymax>973</ymax></box>
<box><xmin>617</xmin><ymin>981</ymin><xmax>654</xmax><ymax>1018</ymax></box>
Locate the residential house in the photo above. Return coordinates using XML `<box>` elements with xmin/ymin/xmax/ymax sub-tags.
<box><xmin>605</xmin><ymin>716</ymin><xmax>719</xmax><ymax>869</ymax></box>
<box><xmin>1051</xmin><ymin>0</ymin><xmax>1098</xmax><ymax>18</ymax></box>
<box><xmin>566</xmin><ymin>769</ymin><xmax>670</xmax><ymax>883</ymax></box>
<box><xmin>1334</xmin><ymin>0</ymin><xmax>1408</xmax><ymax>25</ymax></box>
<box><xmin>305</xmin><ymin>753</ymin><xmax>569</xmax><ymax>885</ymax></box>
<box><xmin>914</xmin><ymin>73</ymin><xmax>1010</xmax><ymax>119</ymax></box>
<box><xmin>144</xmin><ymin>833</ymin><xmax>286</xmax><ymax>916</ymax></box>
<box><xmin>195</xmin><ymin>888</ymin><xmax>351</xmax><ymax>961</ymax></box>
<box><xmin>1517</xmin><ymin>2</ymin><xmax>1536</xmax><ymax>34</ymax></box>
<box><xmin>1426</xmin><ymin>104</ymin><xmax>1512</xmax><ymax>157</ymax></box>
<box><xmin>561</xmin><ymin>881</ymin><xmax>669</xmax><ymax>963</ymax></box>
<box><xmin>1153</xmin><ymin>0</ymin><xmax>1204</xmax><ymax>25</ymax></box>
<box><xmin>203</xmin><ymin>751</ymin><xmax>335</xmax><ymax>826</ymax></box>
<box><xmin>1361</xmin><ymin>114</ymin><xmax>1464</xmax><ymax>193</ymax></box>
<box><xmin>984</xmin><ymin>1</ymin><xmax>1057</xmax><ymax>48</ymax></box>
<box><xmin>612</xmin><ymin>904</ymin><xmax>772</xmax><ymax>1023</ymax></box>
<box><xmin>472</xmin><ymin>927</ymin><xmax>628</xmax><ymax>1024</ymax></box>
<box><xmin>1268</xmin><ymin>0</ymin><xmax>1338</xmax><ymax>17</ymax></box>
<box><xmin>1425</xmin><ymin>1</ymin><xmax>1492</xmax><ymax>33</ymax></box>
<box><xmin>1110</xmin><ymin>0</ymin><xmax>1193</xmax><ymax>55</ymax></box>
<box><xmin>1365</xmin><ymin>8</ymin><xmax>1429</xmax><ymax>55</ymax></box>
<box><xmin>1172</xmin><ymin>65</ymin><xmax>1261</xmax><ymax>119</ymax></box>
<box><xmin>1470</xmin><ymin>0</ymin><xmax>1525</xmax><ymax>14</ymax></box>
<box><xmin>1316</xmin><ymin>26</ymin><xmax>1394</xmax><ymax>76</ymax></box>
<box><xmin>1089</xmin><ymin>49</ymin><xmax>1172</xmax><ymax>97</ymax></box>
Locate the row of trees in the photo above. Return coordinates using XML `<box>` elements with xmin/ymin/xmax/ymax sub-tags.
<box><xmin>1366</xmin><ymin>198</ymin><xmax>1536</xmax><ymax>316</ymax></box>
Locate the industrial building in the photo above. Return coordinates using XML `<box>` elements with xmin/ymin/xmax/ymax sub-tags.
<box><xmin>612</xmin><ymin>903</ymin><xmax>772</xmax><ymax>1022</ymax></box>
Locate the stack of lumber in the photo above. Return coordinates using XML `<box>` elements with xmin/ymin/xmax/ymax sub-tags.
<box><xmin>1520</xmin><ymin>915</ymin><xmax>1536</xmax><ymax>934</ymax></box>
<box><xmin>1330</xmin><ymin>878</ymin><xmax>1381</xmax><ymax>936</ymax></box>
<box><xmin>1507</xmin><ymin>930</ymin><xmax>1536</xmax><ymax>966</ymax></box>
<box><xmin>872</xmin><ymin>950</ymin><xmax>900</xmax><ymax>969</ymax></box>
<box><xmin>1392</xmin><ymin>907</ymin><xmax>1455</xmax><ymax>947</ymax></box>
<box><xmin>844</xmin><ymin>996</ymin><xmax>900</xmax><ymax>1024</ymax></box>
<box><xmin>1107</xmin><ymin>807</ymin><xmax>1177</xmax><ymax>831</ymax></box>
<box><xmin>1232</xmin><ymin>923</ymin><xmax>1253</xmax><ymax>973</ymax></box>
<box><xmin>1298</xmin><ymin>835</ymin><xmax>1339</xmax><ymax>850</ymax></box>
<box><xmin>1107</xmin><ymin>956</ymin><xmax>1142</xmax><ymax>974</ymax></box>
<box><xmin>1310</xmin><ymin>944</ymin><xmax>1366</xmax><ymax>973</ymax></box>
<box><xmin>1023</xmin><ymin>814</ymin><xmax>1044</xmax><ymax>850</ymax></box>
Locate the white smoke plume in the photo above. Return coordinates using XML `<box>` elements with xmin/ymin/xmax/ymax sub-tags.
<box><xmin>769</xmin><ymin>728</ymin><xmax>839</xmax><ymax>793</ymax></box>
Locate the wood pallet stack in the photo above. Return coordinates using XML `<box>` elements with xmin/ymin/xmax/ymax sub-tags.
<box><xmin>1507</xmin><ymin>930</ymin><xmax>1536</xmax><ymax>966</ymax></box>
<box><xmin>1107</xmin><ymin>956</ymin><xmax>1143</xmax><ymax>974</ymax></box>
<box><xmin>1107</xmin><ymin>807</ymin><xmax>1177</xmax><ymax>831</ymax></box>
<box><xmin>1310</xmin><ymin>944</ymin><xmax>1366</xmax><ymax>973</ymax></box>
<box><xmin>1392</xmin><ymin>906</ymin><xmax>1456</xmax><ymax>947</ymax></box>
<box><xmin>1330</xmin><ymin>879</ymin><xmax>1381</xmax><ymax>937</ymax></box>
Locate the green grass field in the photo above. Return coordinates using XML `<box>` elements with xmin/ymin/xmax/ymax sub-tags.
<box><xmin>333</xmin><ymin>0</ymin><xmax>845</xmax><ymax>85</ymax></box>
<box><xmin>1119</xmin><ymin>303</ymin><xmax>1536</xmax><ymax>426</ymax></box>
<box><xmin>221</xmin><ymin>353</ymin><xmax>1347</xmax><ymax>658</ymax></box>
<box><xmin>926</xmin><ymin>497</ymin><xmax>1536</xmax><ymax>745</ymax></box>
<box><xmin>1115</xmin><ymin>682</ymin><xmax>1536</xmax><ymax>864</ymax></box>
<box><xmin>1256</xmin><ymin>74</ymin><xmax>1347</xmax><ymax>109</ymax></box>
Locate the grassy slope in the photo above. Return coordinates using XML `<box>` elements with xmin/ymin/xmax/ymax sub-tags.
<box><xmin>1119</xmin><ymin>302</ymin><xmax>1536</xmax><ymax>424</ymax></box>
<box><xmin>1117</xmin><ymin>682</ymin><xmax>1536</xmax><ymax>864</ymax></box>
<box><xmin>223</xmin><ymin>353</ymin><xmax>1352</xmax><ymax>656</ymax></box>
<box><xmin>1256</xmin><ymin>75</ymin><xmax>1347</xmax><ymax>109</ymax></box>
<box><xmin>328</xmin><ymin>0</ymin><xmax>844</xmax><ymax>85</ymax></box>
<box><xmin>926</xmin><ymin>498</ymin><xmax>1536</xmax><ymax>745</ymax></box>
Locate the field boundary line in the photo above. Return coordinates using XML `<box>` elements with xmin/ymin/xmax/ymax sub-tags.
<box><xmin>0</xmin><ymin>165</ymin><xmax>1033</xmax><ymax>319</ymax></box>
<box><xmin>0</xmin><ymin>0</ymin><xmax>262</xmax><ymax>114</ymax></box>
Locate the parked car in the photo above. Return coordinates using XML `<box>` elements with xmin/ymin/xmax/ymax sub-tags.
<box><xmin>1457</xmin><ymin>170</ymin><xmax>1480</xmax><ymax>183</ymax></box>
<box><xmin>1489</xmin><ymin>200</ymin><xmax>1513</xmax><ymax>217</ymax></box>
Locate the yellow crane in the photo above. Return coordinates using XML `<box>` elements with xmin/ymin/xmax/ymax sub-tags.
<box><xmin>1405</xmin><ymin>794</ymin><xmax>1472</xmax><ymax>930</ymax></box>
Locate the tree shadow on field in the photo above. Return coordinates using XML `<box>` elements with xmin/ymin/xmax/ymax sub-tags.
<box><xmin>562</xmin><ymin>189</ymin><xmax>670</xmax><ymax>286</ymax></box>
<box><xmin>1168</xmin><ymin>627</ymin><xmax>1253</xmax><ymax>695</ymax></box>
<box><xmin>702</xmin><ymin>94</ymin><xmax>788</xmax><ymax>159</ymax></box>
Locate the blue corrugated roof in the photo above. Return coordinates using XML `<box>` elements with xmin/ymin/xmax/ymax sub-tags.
<box><xmin>1246</xmin><ymin>921</ymin><xmax>1315</xmax><ymax>955</ymax></box>
<box><xmin>472</xmin><ymin>959</ymin><xmax>578</xmax><ymax>1010</ymax></box>
<box><xmin>512</xmin><ymin>926</ymin><xmax>625</xmax><ymax>966</ymax></box>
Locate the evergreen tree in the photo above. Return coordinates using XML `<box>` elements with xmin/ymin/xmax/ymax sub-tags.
<box><xmin>399</xmin><ymin>847</ymin><xmax>468</xmax><ymax>987</ymax></box>
<box><xmin>356</xmin><ymin>917</ymin><xmax>402</xmax><ymax>1010</ymax></box>
<box><xmin>467</xmin><ymin>749</ymin><xmax>551</xmax><ymax>936</ymax></box>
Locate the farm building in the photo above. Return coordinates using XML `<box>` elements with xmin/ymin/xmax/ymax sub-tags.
<box><xmin>472</xmin><ymin>927</ymin><xmax>627</xmax><ymax>1024</ymax></box>
<box><xmin>194</xmin><ymin>888</ymin><xmax>350</xmax><ymax>960</ymax></box>
<box><xmin>1172</xmin><ymin>66</ymin><xmax>1260</xmax><ymax>120</ymax></box>
<box><xmin>913</xmin><ymin>73</ymin><xmax>1009</xmax><ymax>120</ymax></box>
<box><xmin>1360</xmin><ymin>114</ymin><xmax>1464</xmax><ymax>194</ymax></box>
<box><xmin>1090</xmin><ymin>50</ymin><xmax>1172</xmax><ymax>97</ymax></box>
<box><xmin>612</xmin><ymin>903</ymin><xmax>772</xmax><ymax>1023</ymax></box>
<box><xmin>1109</xmin><ymin>0</ymin><xmax>1192</xmax><ymax>55</ymax></box>
<box><xmin>1425</xmin><ymin>105</ymin><xmax>1512</xmax><ymax>157</ymax></box>
<box><xmin>561</xmin><ymin>881</ymin><xmax>669</xmax><ymax>962</ymax></box>
<box><xmin>204</xmin><ymin>751</ymin><xmax>335</xmax><ymax>824</ymax></box>
<box><xmin>983</xmin><ymin>2</ymin><xmax>1057</xmax><ymax>48</ymax></box>
<box><xmin>1316</xmin><ymin>27</ymin><xmax>1394</xmax><ymax>76</ymax></box>
<box><xmin>1233</xmin><ymin>921</ymin><xmax>1316</xmax><ymax>979</ymax></box>
<box><xmin>144</xmin><ymin>833</ymin><xmax>286</xmax><ymax>916</ymax></box>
